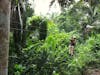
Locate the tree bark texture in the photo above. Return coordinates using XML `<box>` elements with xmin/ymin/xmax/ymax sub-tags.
<box><xmin>0</xmin><ymin>0</ymin><xmax>10</xmax><ymax>75</ymax></box>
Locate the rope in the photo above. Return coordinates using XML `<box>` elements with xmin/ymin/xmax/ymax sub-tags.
<box><xmin>0</xmin><ymin>27</ymin><xmax>47</xmax><ymax>35</ymax></box>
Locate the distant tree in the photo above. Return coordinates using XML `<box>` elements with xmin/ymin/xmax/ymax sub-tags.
<box><xmin>50</xmin><ymin>0</ymin><xmax>74</xmax><ymax>11</ymax></box>
<box><xmin>10</xmin><ymin>0</ymin><xmax>34</xmax><ymax>55</ymax></box>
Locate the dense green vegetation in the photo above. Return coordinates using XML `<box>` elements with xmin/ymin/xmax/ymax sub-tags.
<box><xmin>9</xmin><ymin>0</ymin><xmax>100</xmax><ymax>75</ymax></box>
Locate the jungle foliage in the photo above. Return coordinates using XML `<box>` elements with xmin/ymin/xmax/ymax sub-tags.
<box><xmin>9</xmin><ymin>0</ymin><xmax>100</xmax><ymax>75</ymax></box>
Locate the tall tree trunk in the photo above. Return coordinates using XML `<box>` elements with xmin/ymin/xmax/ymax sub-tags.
<box><xmin>13</xmin><ymin>6</ymin><xmax>22</xmax><ymax>56</ymax></box>
<box><xmin>0</xmin><ymin>0</ymin><xmax>10</xmax><ymax>75</ymax></box>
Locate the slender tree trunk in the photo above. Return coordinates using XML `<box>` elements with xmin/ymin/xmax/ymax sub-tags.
<box><xmin>0</xmin><ymin>0</ymin><xmax>10</xmax><ymax>75</ymax></box>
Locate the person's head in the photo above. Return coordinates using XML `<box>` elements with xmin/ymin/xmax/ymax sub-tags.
<box><xmin>71</xmin><ymin>35</ymin><xmax>76</xmax><ymax>40</ymax></box>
